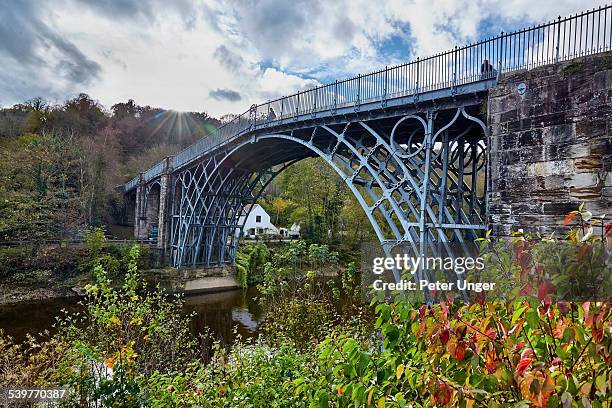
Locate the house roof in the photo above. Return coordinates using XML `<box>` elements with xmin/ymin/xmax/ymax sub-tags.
<box><xmin>240</xmin><ymin>203</ymin><xmax>260</xmax><ymax>216</ymax></box>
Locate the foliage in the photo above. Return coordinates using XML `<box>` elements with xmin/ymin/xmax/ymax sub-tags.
<box><xmin>235</xmin><ymin>242</ymin><xmax>270</xmax><ymax>288</ymax></box>
<box><xmin>141</xmin><ymin>341</ymin><xmax>319</xmax><ymax>407</ymax></box>
<box><xmin>256</xmin><ymin>241</ymin><xmax>339</xmax><ymax>303</ymax></box>
<box><xmin>308</xmin><ymin>297</ymin><xmax>610</xmax><ymax>408</ymax></box>
<box><xmin>261</xmin><ymin>158</ymin><xmax>376</xmax><ymax>245</ymax></box>
<box><xmin>55</xmin><ymin>245</ymin><xmax>202</xmax><ymax>407</ymax></box>
<box><xmin>301</xmin><ymin>209</ymin><xmax>611</xmax><ymax>408</ymax></box>
<box><xmin>474</xmin><ymin>203</ymin><xmax>610</xmax><ymax>302</ymax></box>
<box><xmin>262</xmin><ymin>295</ymin><xmax>336</xmax><ymax>350</ymax></box>
<box><xmin>0</xmin><ymin>96</ymin><xmax>222</xmax><ymax>243</ymax></box>
<box><xmin>0</xmin><ymin>132</ymin><xmax>85</xmax><ymax>242</ymax></box>
<box><xmin>84</xmin><ymin>227</ymin><xmax>106</xmax><ymax>258</ymax></box>
<box><xmin>0</xmin><ymin>244</ymin><xmax>88</xmax><ymax>283</ymax></box>
<box><xmin>0</xmin><ymin>330</ymin><xmax>70</xmax><ymax>387</ymax></box>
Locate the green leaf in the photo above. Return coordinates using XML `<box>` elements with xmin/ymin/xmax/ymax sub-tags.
<box><xmin>525</xmin><ymin>308</ymin><xmax>539</xmax><ymax>329</ymax></box>
<box><xmin>595</xmin><ymin>374</ymin><xmax>607</xmax><ymax>394</ymax></box>
<box><xmin>561</xmin><ymin>392</ymin><xmax>573</xmax><ymax>408</ymax></box>
<box><xmin>395</xmin><ymin>364</ymin><xmax>405</xmax><ymax>380</ymax></box>
<box><xmin>512</xmin><ymin>305</ymin><xmax>528</xmax><ymax>324</ymax></box>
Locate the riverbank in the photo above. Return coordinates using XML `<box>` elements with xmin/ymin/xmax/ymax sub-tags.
<box><xmin>0</xmin><ymin>283</ymin><xmax>81</xmax><ymax>305</ymax></box>
<box><xmin>0</xmin><ymin>265</ymin><xmax>242</xmax><ymax>306</ymax></box>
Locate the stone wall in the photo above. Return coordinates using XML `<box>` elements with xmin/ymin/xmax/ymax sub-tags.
<box><xmin>487</xmin><ymin>53</ymin><xmax>612</xmax><ymax>236</ymax></box>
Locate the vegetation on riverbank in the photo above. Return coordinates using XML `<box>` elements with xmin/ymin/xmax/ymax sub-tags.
<box><xmin>0</xmin><ymin>211</ymin><xmax>610</xmax><ymax>407</ymax></box>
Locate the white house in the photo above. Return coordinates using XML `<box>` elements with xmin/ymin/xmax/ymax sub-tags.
<box><xmin>289</xmin><ymin>223</ymin><xmax>301</xmax><ymax>238</ymax></box>
<box><xmin>238</xmin><ymin>204</ymin><xmax>279</xmax><ymax>239</ymax></box>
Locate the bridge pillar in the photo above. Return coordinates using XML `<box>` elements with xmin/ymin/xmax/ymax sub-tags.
<box><xmin>157</xmin><ymin>156</ymin><xmax>173</xmax><ymax>254</ymax></box>
<box><xmin>134</xmin><ymin>173</ymin><xmax>147</xmax><ymax>240</ymax></box>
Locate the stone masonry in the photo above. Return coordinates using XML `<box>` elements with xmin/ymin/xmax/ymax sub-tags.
<box><xmin>488</xmin><ymin>53</ymin><xmax>612</xmax><ymax>236</ymax></box>
<box><xmin>134</xmin><ymin>157</ymin><xmax>173</xmax><ymax>253</ymax></box>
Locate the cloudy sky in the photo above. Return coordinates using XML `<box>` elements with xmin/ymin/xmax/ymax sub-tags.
<box><xmin>0</xmin><ymin>0</ymin><xmax>603</xmax><ymax>117</ymax></box>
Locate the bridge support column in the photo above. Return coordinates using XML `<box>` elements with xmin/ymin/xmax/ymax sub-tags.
<box><xmin>157</xmin><ymin>157</ymin><xmax>173</xmax><ymax>254</ymax></box>
<box><xmin>134</xmin><ymin>173</ymin><xmax>148</xmax><ymax>240</ymax></box>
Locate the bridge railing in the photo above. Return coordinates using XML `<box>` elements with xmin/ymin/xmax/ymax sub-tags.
<box><xmin>125</xmin><ymin>5</ymin><xmax>612</xmax><ymax>191</ymax></box>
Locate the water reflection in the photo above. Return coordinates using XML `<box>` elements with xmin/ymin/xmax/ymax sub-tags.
<box><xmin>0</xmin><ymin>287</ymin><xmax>266</xmax><ymax>345</ymax></box>
<box><xmin>183</xmin><ymin>286</ymin><xmax>265</xmax><ymax>344</ymax></box>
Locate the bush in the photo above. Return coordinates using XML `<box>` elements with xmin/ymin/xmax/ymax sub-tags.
<box><xmin>142</xmin><ymin>340</ymin><xmax>319</xmax><ymax>407</ymax></box>
<box><xmin>261</xmin><ymin>297</ymin><xmax>336</xmax><ymax>350</ymax></box>
<box><xmin>54</xmin><ymin>246</ymin><xmax>202</xmax><ymax>406</ymax></box>
<box><xmin>235</xmin><ymin>242</ymin><xmax>270</xmax><ymax>287</ymax></box>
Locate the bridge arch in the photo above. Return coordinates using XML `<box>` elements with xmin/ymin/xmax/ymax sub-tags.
<box><xmin>168</xmin><ymin>106</ymin><xmax>488</xmax><ymax>274</ymax></box>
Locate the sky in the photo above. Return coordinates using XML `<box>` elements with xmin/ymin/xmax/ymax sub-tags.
<box><xmin>0</xmin><ymin>0</ymin><xmax>605</xmax><ymax>117</ymax></box>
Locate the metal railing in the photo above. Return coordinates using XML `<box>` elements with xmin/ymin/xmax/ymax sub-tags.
<box><xmin>125</xmin><ymin>4</ymin><xmax>612</xmax><ymax>191</ymax></box>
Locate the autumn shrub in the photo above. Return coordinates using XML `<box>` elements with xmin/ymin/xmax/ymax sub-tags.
<box><xmin>0</xmin><ymin>211</ymin><xmax>608</xmax><ymax>408</ymax></box>
<box><xmin>261</xmin><ymin>296</ymin><xmax>336</xmax><ymax>350</ymax></box>
<box><xmin>0</xmin><ymin>330</ymin><xmax>70</xmax><ymax>387</ymax></box>
<box><xmin>300</xmin><ymin>209</ymin><xmax>611</xmax><ymax>408</ymax></box>
<box><xmin>0</xmin><ymin>244</ymin><xmax>87</xmax><ymax>283</ymax></box>
<box><xmin>53</xmin><ymin>245</ymin><xmax>203</xmax><ymax>407</ymax></box>
<box><xmin>141</xmin><ymin>339</ymin><xmax>320</xmax><ymax>407</ymax></box>
<box><xmin>474</xmin><ymin>204</ymin><xmax>610</xmax><ymax>303</ymax></box>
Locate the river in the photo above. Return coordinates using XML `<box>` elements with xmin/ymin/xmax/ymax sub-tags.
<box><xmin>0</xmin><ymin>287</ymin><xmax>266</xmax><ymax>345</ymax></box>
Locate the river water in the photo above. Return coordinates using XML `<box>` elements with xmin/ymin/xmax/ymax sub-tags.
<box><xmin>0</xmin><ymin>287</ymin><xmax>265</xmax><ymax>345</ymax></box>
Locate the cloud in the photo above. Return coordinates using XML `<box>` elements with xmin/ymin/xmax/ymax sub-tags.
<box><xmin>0</xmin><ymin>0</ymin><xmax>604</xmax><ymax>116</ymax></box>
<box><xmin>0</xmin><ymin>1</ymin><xmax>101</xmax><ymax>104</ymax></box>
<box><xmin>203</xmin><ymin>0</ymin><xmax>602</xmax><ymax>79</ymax></box>
<box><xmin>213</xmin><ymin>45</ymin><xmax>246</xmax><ymax>73</ymax></box>
<box><xmin>209</xmin><ymin>88</ymin><xmax>242</xmax><ymax>102</ymax></box>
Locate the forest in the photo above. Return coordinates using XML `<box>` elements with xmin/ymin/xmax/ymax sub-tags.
<box><xmin>0</xmin><ymin>94</ymin><xmax>374</xmax><ymax>247</ymax></box>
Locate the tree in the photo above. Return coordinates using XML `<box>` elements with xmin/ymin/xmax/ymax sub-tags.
<box><xmin>271</xmin><ymin>197</ymin><xmax>290</xmax><ymax>225</ymax></box>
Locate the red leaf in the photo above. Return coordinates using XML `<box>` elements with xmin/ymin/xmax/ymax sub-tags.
<box><xmin>516</xmin><ymin>357</ymin><xmax>532</xmax><ymax>376</ymax></box>
<box><xmin>537</xmin><ymin>280</ymin><xmax>555</xmax><ymax>301</ymax></box>
<box><xmin>557</xmin><ymin>301</ymin><xmax>569</xmax><ymax>316</ymax></box>
<box><xmin>605</xmin><ymin>223</ymin><xmax>612</xmax><ymax>236</ymax></box>
<box><xmin>520</xmin><ymin>283</ymin><xmax>534</xmax><ymax>296</ymax></box>
<box><xmin>485</xmin><ymin>348</ymin><xmax>498</xmax><ymax>373</ymax></box>
<box><xmin>582</xmin><ymin>301</ymin><xmax>591</xmax><ymax>317</ymax></box>
<box><xmin>485</xmin><ymin>327</ymin><xmax>497</xmax><ymax>340</ymax></box>
<box><xmin>440</xmin><ymin>328</ymin><xmax>450</xmax><ymax>345</ymax></box>
<box><xmin>520</xmin><ymin>348</ymin><xmax>535</xmax><ymax>359</ymax></box>
<box><xmin>440</xmin><ymin>301</ymin><xmax>449</xmax><ymax>318</ymax></box>
<box><xmin>512</xmin><ymin>341</ymin><xmax>526</xmax><ymax>354</ymax></box>
<box><xmin>515</xmin><ymin>251</ymin><xmax>532</xmax><ymax>270</ymax></box>
<box><xmin>434</xmin><ymin>381</ymin><xmax>452</xmax><ymax>406</ymax></box>
<box><xmin>454</xmin><ymin>342</ymin><xmax>466</xmax><ymax>362</ymax></box>
<box><xmin>419</xmin><ymin>304</ymin><xmax>427</xmax><ymax>319</ymax></box>
<box><xmin>563</xmin><ymin>211</ymin><xmax>578</xmax><ymax>226</ymax></box>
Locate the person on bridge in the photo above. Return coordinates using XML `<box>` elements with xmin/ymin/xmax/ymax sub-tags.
<box><xmin>480</xmin><ymin>59</ymin><xmax>497</xmax><ymax>80</ymax></box>
<box><xmin>268</xmin><ymin>107</ymin><xmax>276</xmax><ymax>121</ymax></box>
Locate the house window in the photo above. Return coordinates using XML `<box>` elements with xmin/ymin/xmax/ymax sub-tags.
<box><xmin>255</xmin><ymin>215</ymin><xmax>261</xmax><ymax>223</ymax></box>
